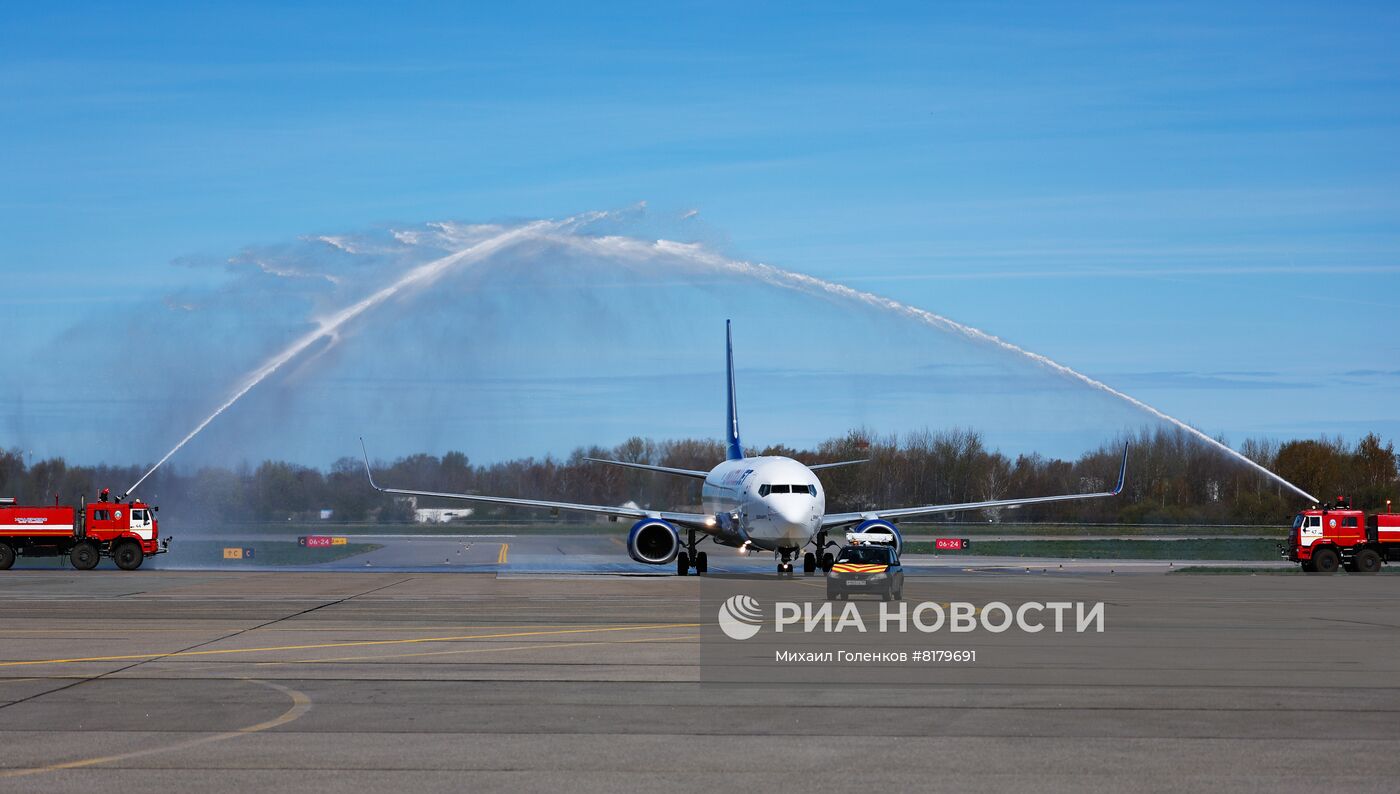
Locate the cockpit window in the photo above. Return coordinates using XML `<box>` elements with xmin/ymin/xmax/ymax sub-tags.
<box><xmin>759</xmin><ymin>484</ymin><xmax>815</xmax><ymax>497</ymax></box>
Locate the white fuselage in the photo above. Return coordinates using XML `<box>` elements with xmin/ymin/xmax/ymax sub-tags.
<box><xmin>700</xmin><ymin>456</ymin><xmax>825</xmax><ymax>551</ymax></box>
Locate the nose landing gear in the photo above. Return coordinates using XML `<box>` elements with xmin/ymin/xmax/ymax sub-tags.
<box><xmin>777</xmin><ymin>548</ymin><xmax>795</xmax><ymax>577</ymax></box>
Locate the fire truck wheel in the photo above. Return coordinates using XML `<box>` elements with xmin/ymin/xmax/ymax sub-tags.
<box><xmin>69</xmin><ymin>542</ymin><xmax>100</xmax><ymax>571</ymax></box>
<box><xmin>113</xmin><ymin>542</ymin><xmax>144</xmax><ymax>571</ymax></box>
<box><xmin>1310</xmin><ymin>547</ymin><xmax>1340</xmax><ymax>574</ymax></box>
<box><xmin>0</xmin><ymin>542</ymin><xmax>14</xmax><ymax>570</ymax></box>
<box><xmin>1354</xmin><ymin>549</ymin><xmax>1382</xmax><ymax>574</ymax></box>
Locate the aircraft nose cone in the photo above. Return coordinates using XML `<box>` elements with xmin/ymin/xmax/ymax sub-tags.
<box><xmin>772</xmin><ymin>504</ymin><xmax>817</xmax><ymax>534</ymax></box>
<box><xmin>773</xmin><ymin>500</ymin><xmax>811</xmax><ymax>528</ymax></box>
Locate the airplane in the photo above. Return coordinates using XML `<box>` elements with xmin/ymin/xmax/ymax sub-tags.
<box><xmin>361</xmin><ymin>321</ymin><xmax>1128</xmax><ymax>576</ymax></box>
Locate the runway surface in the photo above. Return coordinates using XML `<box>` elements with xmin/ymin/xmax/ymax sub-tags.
<box><xmin>116</xmin><ymin>530</ymin><xmax>1292</xmax><ymax>575</ymax></box>
<box><xmin>3</xmin><ymin>567</ymin><xmax>1399</xmax><ymax>792</ymax></box>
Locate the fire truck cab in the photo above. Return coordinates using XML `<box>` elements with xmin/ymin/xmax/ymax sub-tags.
<box><xmin>0</xmin><ymin>494</ymin><xmax>170</xmax><ymax>571</ymax></box>
<box><xmin>1282</xmin><ymin>496</ymin><xmax>1400</xmax><ymax>573</ymax></box>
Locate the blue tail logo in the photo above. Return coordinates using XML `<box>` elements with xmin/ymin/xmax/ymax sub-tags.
<box><xmin>725</xmin><ymin>320</ymin><xmax>744</xmax><ymax>461</ymax></box>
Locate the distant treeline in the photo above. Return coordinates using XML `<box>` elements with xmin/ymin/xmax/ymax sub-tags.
<box><xmin>1</xmin><ymin>428</ymin><xmax>1396</xmax><ymax>527</ymax></box>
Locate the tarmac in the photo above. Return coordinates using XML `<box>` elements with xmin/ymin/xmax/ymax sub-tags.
<box><xmin>3</xmin><ymin>536</ymin><xmax>1399</xmax><ymax>792</ymax></box>
<box><xmin>131</xmin><ymin>530</ymin><xmax>1295</xmax><ymax>575</ymax></box>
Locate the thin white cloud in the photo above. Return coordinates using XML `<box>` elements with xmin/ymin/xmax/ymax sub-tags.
<box><xmin>308</xmin><ymin>235</ymin><xmax>365</xmax><ymax>254</ymax></box>
<box><xmin>836</xmin><ymin>264</ymin><xmax>1400</xmax><ymax>282</ymax></box>
<box><xmin>241</xmin><ymin>257</ymin><xmax>341</xmax><ymax>285</ymax></box>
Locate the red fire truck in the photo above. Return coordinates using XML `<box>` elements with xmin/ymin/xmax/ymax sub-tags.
<box><xmin>0</xmin><ymin>494</ymin><xmax>169</xmax><ymax>571</ymax></box>
<box><xmin>1282</xmin><ymin>496</ymin><xmax>1400</xmax><ymax>573</ymax></box>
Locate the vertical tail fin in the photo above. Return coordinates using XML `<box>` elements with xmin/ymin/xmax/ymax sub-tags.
<box><xmin>725</xmin><ymin>320</ymin><xmax>744</xmax><ymax>461</ymax></box>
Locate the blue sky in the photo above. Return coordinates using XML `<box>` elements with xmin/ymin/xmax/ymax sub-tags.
<box><xmin>2</xmin><ymin>1</ymin><xmax>1398</xmax><ymax>468</ymax></box>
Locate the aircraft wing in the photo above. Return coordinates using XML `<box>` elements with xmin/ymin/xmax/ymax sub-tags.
<box><xmin>583</xmin><ymin>458</ymin><xmax>709</xmax><ymax>479</ymax></box>
<box><xmin>822</xmin><ymin>444</ymin><xmax>1128</xmax><ymax>529</ymax></box>
<box><xmin>362</xmin><ymin>444</ymin><xmax>713</xmax><ymax>529</ymax></box>
<box><xmin>808</xmin><ymin>459</ymin><xmax>869</xmax><ymax>471</ymax></box>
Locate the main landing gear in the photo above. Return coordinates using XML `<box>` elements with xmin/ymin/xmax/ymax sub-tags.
<box><xmin>677</xmin><ymin>529</ymin><xmax>708</xmax><ymax>576</ymax></box>
<box><xmin>803</xmin><ymin>530</ymin><xmax>836</xmax><ymax>576</ymax></box>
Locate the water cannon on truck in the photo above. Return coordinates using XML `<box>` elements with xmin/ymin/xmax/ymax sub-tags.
<box><xmin>1282</xmin><ymin>495</ymin><xmax>1400</xmax><ymax>573</ymax></box>
<box><xmin>0</xmin><ymin>492</ymin><xmax>170</xmax><ymax>571</ymax></box>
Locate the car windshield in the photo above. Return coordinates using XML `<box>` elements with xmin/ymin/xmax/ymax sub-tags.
<box><xmin>837</xmin><ymin>546</ymin><xmax>892</xmax><ymax>564</ymax></box>
<box><xmin>1291</xmin><ymin>514</ymin><xmax>1304</xmax><ymax>530</ymax></box>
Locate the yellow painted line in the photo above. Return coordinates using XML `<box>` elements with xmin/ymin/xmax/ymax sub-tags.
<box><xmin>0</xmin><ymin>624</ymin><xmax>637</xmax><ymax>635</ymax></box>
<box><xmin>497</xmin><ymin>542</ymin><xmax>509</xmax><ymax>565</ymax></box>
<box><xmin>0</xmin><ymin>623</ymin><xmax>699</xmax><ymax>668</ymax></box>
<box><xmin>173</xmin><ymin>633</ymin><xmax>701</xmax><ymax>677</ymax></box>
<box><xmin>0</xmin><ymin>679</ymin><xmax>310</xmax><ymax>779</ymax></box>
<box><xmin>255</xmin><ymin>631</ymin><xmax>700</xmax><ymax>666</ymax></box>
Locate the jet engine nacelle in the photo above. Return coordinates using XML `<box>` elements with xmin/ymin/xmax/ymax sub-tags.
<box><xmin>627</xmin><ymin>519</ymin><xmax>680</xmax><ymax>565</ymax></box>
<box><xmin>851</xmin><ymin>518</ymin><xmax>902</xmax><ymax>555</ymax></box>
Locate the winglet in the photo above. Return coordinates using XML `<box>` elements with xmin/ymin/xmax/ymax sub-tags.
<box><xmin>359</xmin><ymin>437</ymin><xmax>384</xmax><ymax>492</ymax></box>
<box><xmin>1112</xmin><ymin>442</ymin><xmax>1129</xmax><ymax>496</ymax></box>
<box><xmin>725</xmin><ymin>320</ymin><xmax>743</xmax><ymax>461</ymax></box>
